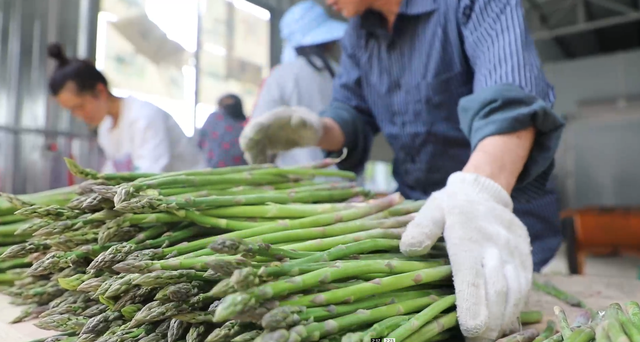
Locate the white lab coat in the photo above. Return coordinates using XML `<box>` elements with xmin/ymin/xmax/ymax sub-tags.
<box><xmin>98</xmin><ymin>97</ymin><xmax>207</xmax><ymax>173</ymax></box>
<box><xmin>253</xmin><ymin>55</ymin><xmax>339</xmax><ymax>168</ymax></box>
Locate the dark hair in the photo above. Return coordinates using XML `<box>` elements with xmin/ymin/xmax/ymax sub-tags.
<box><xmin>47</xmin><ymin>42</ymin><xmax>109</xmax><ymax>96</ymax></box>
<box><xmin>218</xmin><ymin>94</ymin><xmax>245</xmax><ymax>121</ymax></box>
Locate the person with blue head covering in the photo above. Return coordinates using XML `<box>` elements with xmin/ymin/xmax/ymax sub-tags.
<box><xmin>242</xmin><ymin>0</ymin><xmax>566</xmax><ymax>340</ymax></box>
<box><xmin>252</xmin><ymin>0</ymin><xmax>348</xmax><ymax>169</ymax></box>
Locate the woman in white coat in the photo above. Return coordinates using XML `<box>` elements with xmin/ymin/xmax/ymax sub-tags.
<box><xmin>251</xmin><ymin>1</ymin><xmax>348</xmax><ymax>169</ymax></box>
<box><xmin>47</xmin><ymin>43</ymin><xmax>206</xmax><ymax>173</ymax></box>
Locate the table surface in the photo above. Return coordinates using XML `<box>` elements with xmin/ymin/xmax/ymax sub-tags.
<box><xmin>0</xmin><ymin>274</ymin><xmax>638</xmax><ymax>342</ymax></box>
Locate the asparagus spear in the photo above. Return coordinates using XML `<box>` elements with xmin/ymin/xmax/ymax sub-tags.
<box><xmin>533</xmin><ymin>321</ymin><xmax>557</xmax><ymax>342</ymax></box>
<box><xmin>168</xmin><ymin>319</ymin><xmax>190</xmax><ymax>342</ymax></box>
<box><xmin>497</xmin><ymin>329</ymin><xmax>540</xmax><ymax>342</ymax></box>
<box><xmin>261</xmin><ymin>290</ymin><xmax>445</xmax><ymax>330</ymax></box>
<box><xmin>605</xmin><ymin>303</ymin><xmax>632</xmax><ymax>342</ymax></box>
<box><xmin>280</xmin><ymin>266</ymin><xmax>452</xmax><ymax>308</ymax></box>
<box><xmin>627</xmin><ymin>302</ymin><xmax>640</xmax><ymax>329</ymax></box>
<box><xmin>402</xmin><ymin>312</ymin><xmax>458</xmax><ymax>342</ymax></box>
<box><xmin>262</xmin><ymin>297</ymin><xmax>445</xmax><ymax>342</ymax></box>
<box><xmin>387</xmin><ymin>294</ymin><xmax>456</xmax><ymax>341</ymax></box>
<box><xmin>215</xmin><ymin>264</ymin><xmax>452</xmax><ymax>322</ymax></box>
<box><xmin>115</xmin><ymin>187</ymin><xmax>365</xmax><ymax>212</ymax></box>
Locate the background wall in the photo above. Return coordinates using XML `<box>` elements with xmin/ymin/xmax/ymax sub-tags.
<box><xmin>0</xmin><ymin>0</ymin><xmax>101</xmax><ymax>194</ymax></box>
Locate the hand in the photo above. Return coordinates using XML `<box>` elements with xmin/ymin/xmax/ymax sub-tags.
<box><xmin>240</xmin><ymin>106</ymin><xmax>323</xmax><ymax>164</ymax></box>
<box><xmin>400</xmin><ymin>172</ymin><xmax>533</xmax><ymax>342</ymax></box>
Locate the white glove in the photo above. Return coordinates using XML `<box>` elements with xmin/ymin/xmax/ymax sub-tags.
<box><xmin>240</xmin><ymin>106</ymin><xmax>323</xmax><ymax>164</ymax></box>
<box><xmin>400</xmin><ymin>172</ymin><xmax>533</xmax><ymax>342</ymax></box>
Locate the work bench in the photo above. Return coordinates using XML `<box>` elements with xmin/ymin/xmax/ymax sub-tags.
<box><xmin>0</xmin><ymin>275</ymin><xmax>638</xmax><ymax>342</ymax></box>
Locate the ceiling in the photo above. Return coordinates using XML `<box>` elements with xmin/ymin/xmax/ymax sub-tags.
<box><xmin>524</xmin><ymin>0</ymin><xmax>640</xmax><ymax>62</ymax></box>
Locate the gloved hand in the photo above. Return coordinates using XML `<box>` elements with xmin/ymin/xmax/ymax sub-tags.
<box><xmin>239</xmin><ymin>106</ymin><xmax>323</xmax><ymax>164</ymax></box>
<box><xmin>400</xmin><ymin>172</ymin><xmax>533</xmax><ymax>342</ymax></box>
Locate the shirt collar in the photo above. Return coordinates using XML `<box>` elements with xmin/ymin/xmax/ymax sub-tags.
<box><xmin>359</xmin><ymin>0</ymin><xmax>438</xmax><ymax>34</ymax></box>
<box><xmin>399</xmin><ymin>0</ymin><xmax>438</xmax><ymax>15</ymax></box>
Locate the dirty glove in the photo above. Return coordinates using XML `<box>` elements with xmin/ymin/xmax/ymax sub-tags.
<box><xmin>400</xmin><ymin>172</ymin><xmax>533</xmax><ymax>342</ymax></box>
<box><xmin>239</xmin><ymin>106</ymin><xmax>323</xmax><ymax>164</ymax></box>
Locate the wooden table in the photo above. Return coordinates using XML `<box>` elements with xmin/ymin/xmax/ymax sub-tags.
<box><xmin>0</xmin><ymin>275</ymin><xmax>638</xmax><ymax>342</ymax></box>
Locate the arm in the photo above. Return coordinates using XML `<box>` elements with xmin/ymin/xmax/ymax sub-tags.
<box><xmin>319</xmin><ymin>26</ymin><xmax>380</xmax><ymax>173</ymax></box>
<box><xmin>130</xmin><ymin>110</ymin><xmax>172</xmax><ymax>173</ymax></box>
<box><xmin>457</xmin><ymin>0</ymin><xmax>565</xmax><ymax>199</ymax></box>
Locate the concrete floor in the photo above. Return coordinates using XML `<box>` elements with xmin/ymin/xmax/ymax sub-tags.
<box><xmin>541</xmin><ymin>243</ymin><xmax>640</xmax><ymax>279</ymax></box>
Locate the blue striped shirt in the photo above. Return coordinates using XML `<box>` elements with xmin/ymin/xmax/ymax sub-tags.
<box><xmin>320</xmin><ymin>0</ymin><xmax>566</xmax><ymax>270</ymax></box>
<box><xmin>323</xmin><ymin>0</ymin><xmax>564</xmax><ymax>201</ymax></box>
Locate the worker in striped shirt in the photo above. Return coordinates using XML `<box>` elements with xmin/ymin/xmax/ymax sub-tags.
<box><xmin>240</xmin><ymin>1</ymin><xmax>565</xmax><ymax>341</ymax></box>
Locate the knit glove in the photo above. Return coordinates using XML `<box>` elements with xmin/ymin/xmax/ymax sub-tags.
<box><xmin>400</xmin><ymin>172</ymin><xmax>533</xmax><ymax>342</ymax></box>
<box><xmin>239</xmin><ymin>106</ymin><xmax>323</xmax><ymax>164</ymax></box>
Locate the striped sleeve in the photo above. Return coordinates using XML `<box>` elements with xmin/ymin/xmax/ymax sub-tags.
<box><xmin>458</xmin><ymin>0</ymin><xmax>555</xmax><ymax>105</ymax></box>
<box><xmin>321</xmin><ymin>25</ymin><xmax>379</xmax><ymax>174</ymax></box>
<box><xmin>457</xmin><ymin>0</ymin><xmax>565</xmax><ymax>201</ymax></box>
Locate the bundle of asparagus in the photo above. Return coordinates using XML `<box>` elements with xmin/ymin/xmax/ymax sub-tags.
<box><xmin>0</xmin><ymin>185</ymin><xmax>78</xmax><ymax>307</ymax></box>
<box><xmin>1</xmin><ymin>158</ymin><xmax>483</xmax><ymax>342</ymax></box>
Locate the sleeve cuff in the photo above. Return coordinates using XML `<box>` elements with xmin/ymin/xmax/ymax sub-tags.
<box><xmin>458</xmin><ymin>84</ymin><xmax>566</xmax><ymax>201</ymax></box>
<box><xmin>320</xmin><ymin>101</ymin><xmax>375</xmax><ymax>174</ymax></box>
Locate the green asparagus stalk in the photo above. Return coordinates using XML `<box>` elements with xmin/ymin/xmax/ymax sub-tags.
<box><xmin>116</xmin><ymin>187</ymin><xmax>368</xmax><ymax>213</ymax></box>
<box><xmin>521</xmin><ymin>310</ymin><xmax>544</xmax><ymax>324</ymax></box>
<box><xmin>555</xmin><ymin>306</ymin><xmax>573</xmax><ymax>339</ymax></box>
<box><xmin>605</xmin><ymin>304</ymin><xmax>632</xmax><ymax>342</ymax></box>
<box><xmin>186</xmin><ymin>324</ymin><xmax>209</xmax><ymax>342</ymax></box>
<box><xmin>533</xmin><ymin>320</ymin><xmax>557</xmax><ymax>342</ymax></box>
<box><xmin>216</xmin><ymin>264</ymin><xmax>452</xmax><ymax>322</ymax></box>
<box><xmin>261</xmin><ymin>290</ymin><xmax>447</xmax><ymax>330</ymax></box>
<box><xmin>168</xmin><ymin>318</ymin><xmax>190</xmax><ymax>342</ymax></box>
<box><xmin>534</xmin><ymin>280</ymin><xmax>589</xmax><ymax>309</ymax></box>
<box><xmin>157</xmin><ymin>194</ymin><xmax>404</xmax><ymax>258</ymax></box>
<box><xmin>262</xmin><ymin>297</ymin><xmax>447</xmax><ymax>342</ymax></box>
<box><xmin>387</xmin><ymin>294</ymin><xmax>456</xmax><ymax>341</ymax></box>
<box><xmin>627</xmin><ymin>302</ymin><xmax>640</xmax><ymax>329</ymax></box>
<box><xmin>402</xmin><ymin>311</ymin><xmax>458</xmax><ymax>342</ymax></box>
<box><xmin>497</xmin><ymin>328</ymin><xmax>540</xmax><ymax>342</ymax></box>
<box><xmin>202</xmin><ymin>203</ymin><xmax>364</xmax><ymax>219</ymax></box>
<box><xmin>209</xmin><ymin>238</ymin><xmax>314</xmax><ymax>260</ymax></box>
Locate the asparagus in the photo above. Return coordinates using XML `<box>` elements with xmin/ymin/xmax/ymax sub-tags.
<box><xmin>605</xmin><ymin>304</ymin><xmax>632</xmax><ymax>342</ymax></box>
<box><xmin>402</xmin><ymin>312</ymin><xmax>458</xmax><ymax>342</ymax></box>
<box><xmin>202</xmin><ymin>203</ymin><xmax>364</xmax><ymax>219</ymax></box>
<box><xmin>555</xmin><ymin>306</ymin><xmax>573</xmax><ymax>339</ymax></box>
<box><xmin>497</xmin><ymin>328</ymin><xmax>540</xmax><ymax>342</ymax></box>
<box><xmin>280</xmin><ymin>266</ymin><xmax>452</xmax><ymax>307</ymax></box>
<box><xmin>261</xmin><ymin>290</ymin><xmax>445</xmax><ymax>330</ymax></box>
<box><xmin>533</xmin><ymin>321</ymin><xmax>558</xmax><ymax>342</ymax></box>
<box><xmin>209</xmin><ymin>238</ymin><xmax>314</xmax><ymax>260</ymax></box>
<box><xmin>168</xmin><ymin>319</ymin><xmax>190</xmax><ymax>342</ymax></box>
<box><xmin>261</xmin><ymin>296</ymin><xmax>440</xmax><ymax>342</ymax></box>
<box><xmin>214</xmin><ymin>262</ymin><xmax>451</xmax><ymax>322</ymax></box>
<box><xmin>534</xmin><ymin>280</ymin><xmax>589</xmax><ymax>309</ymax></box>
<box><xmin>186</xmin><ymin>324</ymin><xmax>209</xmax><ymax>342</ymax></box>
<box><xmin>35</xmin><ymin>314</ymin><xmax>89</xmax><ymax>332</ymax></box>
<box><xmin>627</xmin><ymin>302</ymin><xmax>640</xmax><ymax>329</ymax></box>
<box><xmin>115</xmin><ymin>188</ymin><xmax>366</xmax><ymax>212</ymax></box>
<box><xmin>349</xmin><ymin>316</ymin><xmax>412</xmax><ymax>342</ymax></box>
<box><xmin>387</xmin><ymin>294</ymin><xmax>456</xmax><ymax>341</ymax></box>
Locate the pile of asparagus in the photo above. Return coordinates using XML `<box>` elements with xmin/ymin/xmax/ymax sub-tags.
<box><xmin>522</xmin><ymin>281</ymin><xmax>640</xmax><ymax>342</ymax></box>
<box><xmin>1</xmin><ymin>158</ymin><xmax>477</xmax><ymax>342</ymax></box>
<box><xmin>0</xmin><ymin>185</ymin><xmax>77</xmax><ymax>309</ymax></box>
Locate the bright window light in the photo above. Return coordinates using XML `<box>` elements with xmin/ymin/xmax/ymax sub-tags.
<box><xmin>95</xmin><ymin>11</ymin><xmax>118</xmax><ymax>71</ymax></box>
<box><xmin>204</xmin><ymin>43</ymin><xmax>227</xmax><ymax>56</ymax></box>
<box><xmin>225</xmin><ymin>0</ymin><xmax>270</xmax><ymax>21</ymax></box>
<box><xmin>144</xmin><ymin>0</ymin><xmax>199</xmax><ymax>53</ymax></box>
<box><xmin>196</xmin><ymin>103</ymin><xmax>217</xmax><ymax>128</ymax></box>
